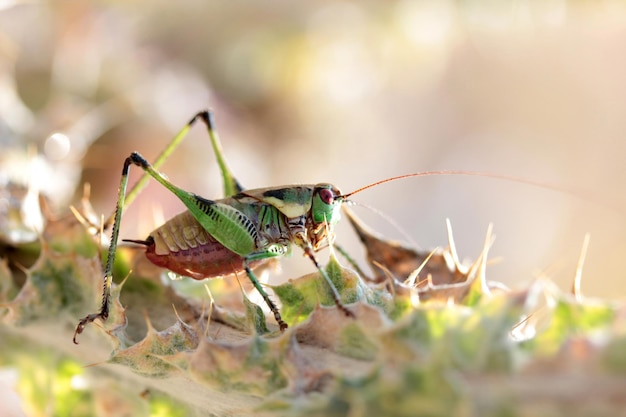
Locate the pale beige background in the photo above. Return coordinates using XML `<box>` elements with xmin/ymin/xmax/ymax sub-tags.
<box><xmin>1</xmin><ymin>1</ymin><xmax>624</xmax><ymax>298</ymax></box>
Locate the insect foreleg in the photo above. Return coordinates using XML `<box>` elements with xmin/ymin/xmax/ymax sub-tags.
<box><xmin>292</xmin><ymin>225</ymin><xmax>354</xmax><ymax>318</ymax></box>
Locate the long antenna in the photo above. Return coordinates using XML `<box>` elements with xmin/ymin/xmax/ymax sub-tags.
<box><xmin>341</xmin><ymin>170</ymin><xmax>573</xmax><ymax>198</ymax></box>
<box><xmin>339</xmin><ymin>170</ymin><xmax>609</xmax><ymax>209</ymax></box>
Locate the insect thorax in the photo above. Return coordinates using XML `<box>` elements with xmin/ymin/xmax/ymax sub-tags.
<box><xmin>230</xmin><ymin>193</ymin><xmax>335</xmax><ymax>253</ymax></box>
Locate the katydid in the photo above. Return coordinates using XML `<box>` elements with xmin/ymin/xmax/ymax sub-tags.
<box><xmin>72</xmin><ymin>111</ymin><xmax>592</xmax><ymax>344</ymax></box>
<box><xmin>73</xmin><ymin>111</ymin><xmax>352</xmax><ymax>343</ymax></box>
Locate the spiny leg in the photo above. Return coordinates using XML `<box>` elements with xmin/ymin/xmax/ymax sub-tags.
<box><xmin>103</xmin><ymin>111</ymin><xmax>244</xmax><ymax>230</ymax></box>
<box><xmin>74</xmin><ymin>156</ymin><xmax>134</xmax><ymax>344</ymax></box>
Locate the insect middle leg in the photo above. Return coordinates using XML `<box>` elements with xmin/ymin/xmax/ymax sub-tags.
<box><xmin>244</xmin><ymin>243</ymin><xmax>293</xmax><ymax>331</ymax></box>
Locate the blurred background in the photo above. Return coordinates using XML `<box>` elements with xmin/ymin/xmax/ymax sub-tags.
<box><xmin>1</xmin><ymin>0</ymin><xmax>625</xmax><ymax>298</ymax></box>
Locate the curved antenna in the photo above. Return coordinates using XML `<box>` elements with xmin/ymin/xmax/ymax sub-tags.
<box><xmin>340</xmin><ymin>170</ymin><xmax>571</xmax><ymax>199</ymax></box>
<box><xmin>338</xmin><ymin>170</ymin><xmax>624</xmax><ymax>216</ymax></box>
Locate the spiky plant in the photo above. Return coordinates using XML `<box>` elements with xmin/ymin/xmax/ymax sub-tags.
<box><xmin>2</xmin><ymin>178</ymin><xmax>625</xmax><ymax>417</ymax></box>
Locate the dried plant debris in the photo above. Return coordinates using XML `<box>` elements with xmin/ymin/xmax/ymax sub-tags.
<box><xmin>1</xmin><ymin>187</ymin><xmax>626</xmax><ymax>417</ymax></box>
<box><xmin>342</xmin><ymin>206</ymin><xmax>497</xmax><ymax>305</ymax></box>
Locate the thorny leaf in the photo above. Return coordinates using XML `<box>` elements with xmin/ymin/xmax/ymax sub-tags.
<box><xmin>272</xmin><ymin>254</ymin><xmax>370</xmax><ymax>326</ymax></box>
<box><xmin>242</xmin><ymin>289</ymin><xmax>270</xmax><ymax>334</ymax></box>
<box><xmin>1</xmin><ymin>221</ymin><xmax>101</xmax><ymax>325</ymax></box>
<box><xmin>294</xmin><ymin>303</ymin><xmax>386</xmax><ymax>361</ymax></box>
<box><xmin>343</xmin><ymin>206</ymin><xmax>468</xmax><ymax>286</ymax></box>
<box><xmin>3</xmin><ymin>180</ymin><xmax>626</xmax><ymax>417</ymax></box>
<box><xmin>109</xmin><ymin>318</ymin><xmax>200</xmax><ymax>377</ymax></box>
<box><xmin>346</xmin><ymin>209</ymin><xmax>503</xmax><ymax>312</ymax></box>
<box><xmin>343</xmin><ymin>207</ymin><xmax>499</xmax><ymax>307</ymax></box>
<box><xmin>186</xmin><ymin>334</ymin><xmax>296</xmax><ymax>395</ymax></box>
<box><xmin>523</xmin><ymin>281</ymin><xmax>617</xmax><ymax>357</ymax></box>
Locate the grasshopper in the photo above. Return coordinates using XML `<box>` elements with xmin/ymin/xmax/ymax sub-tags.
<box><xmin>73</xmin><ymin>111</ymin><xmax>355</xmax><ymax>343</ymax></box>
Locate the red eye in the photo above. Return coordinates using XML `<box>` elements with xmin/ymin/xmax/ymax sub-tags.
<box><xmin>319</xmin><ymin>188</ymin><xmax>334</xmax><ymax>204</ymax></box>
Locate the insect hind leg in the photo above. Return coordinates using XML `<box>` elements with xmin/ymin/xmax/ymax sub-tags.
<box><xmin>75</xmin><ymin>111</ymin><xmax>247</xmax><ymax>343</ymax></box>
<box><xmin>196</xmin><ymin>111</ymin><xmax>245</xmax><ymax>197</ymax></box>
<box><xmin>75</xmin><ymin>151</ymin><xmax>204</xmax><ymax>343</ymax></box>
<box><xmin>75</xmin><ymin>151</ymin><xmax>201</xmax><ymax>342</ymax></box>
<box><xmin>74</xmin><ymin>155</ymin><xmax>135</xmax><ymax>344</ymax></box>
<box><xmin>102</xmin><ymin>110</ymin><xmax>244</xmax><ymax>230</ymax></box>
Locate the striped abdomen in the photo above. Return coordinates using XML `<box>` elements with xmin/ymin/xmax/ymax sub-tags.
<box><xmin>140</xmin><ymin>211</ymin><xmax>259</xmax><ymax>279</ymax></box>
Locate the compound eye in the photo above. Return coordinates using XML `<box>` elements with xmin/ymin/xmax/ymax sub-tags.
<box><xmin>319</xmin><ymin>188</ymin><xmax>334</xmax><ymax>205</ymax></box>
